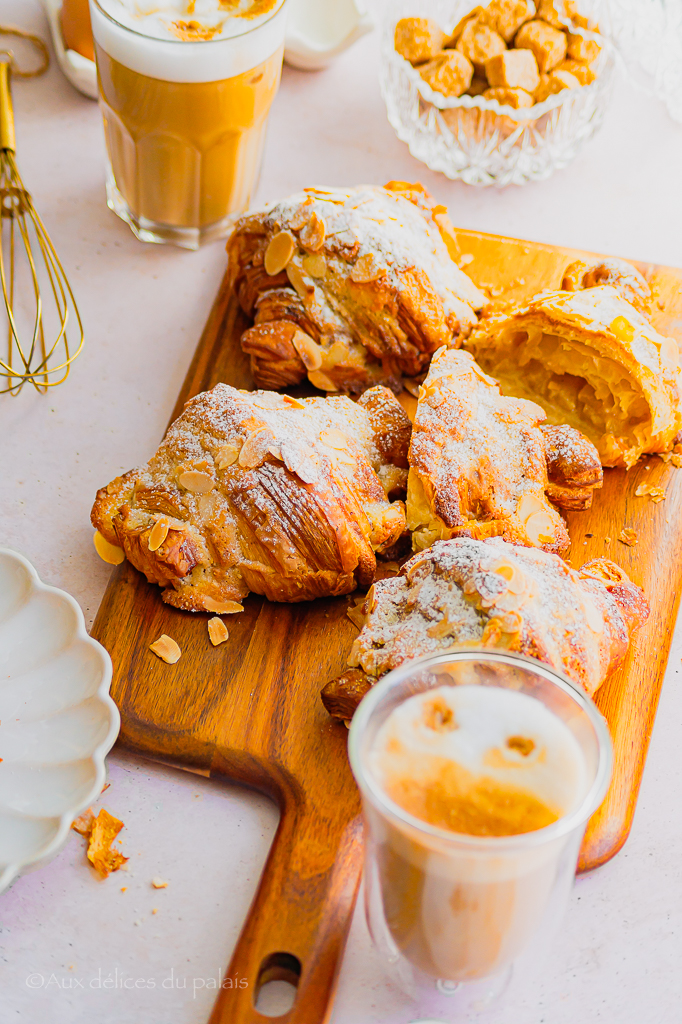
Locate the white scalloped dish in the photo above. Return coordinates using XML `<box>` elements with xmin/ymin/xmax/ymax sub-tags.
<box><xmin>0</xmin><ymin>548</ymin><xmax>119</xmax><ymax>894</ymax></box>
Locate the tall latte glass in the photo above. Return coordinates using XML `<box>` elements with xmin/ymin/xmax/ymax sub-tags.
<box><xmin>89</xmin><ymin>0</ymin><xmax>287</xmax><ymax>248</ymax></box>
<box><xmin>349</xmin><ymin>650</ymin><xmax>612</xmax><ymax>1016</ymax></box>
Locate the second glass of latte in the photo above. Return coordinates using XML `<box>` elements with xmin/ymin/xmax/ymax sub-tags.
<box><xmin>349</xmin><ymin>650</ymin><xmax>612</xmax><ymax>1016</ymax></box>
<box><xmin>89</xmin><ymin>0</ymin><xmax>288</xmax><ymax>248</ymax></box>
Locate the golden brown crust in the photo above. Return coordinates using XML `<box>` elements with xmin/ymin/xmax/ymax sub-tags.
<box><xmin>320</xmin><ymin>669</ymin><xmax>373</xmax><ymax>722</ymax></box>
<box><xmin>466</xmin><ymin>285</ymin><xmax>682</xmax><ymax>467</ymax></box>
<box><xmin>542</xmin><ymin>424</ymin><xmax>603</xmax><ymax>487</ymax></box>
<box><xmin>561</xmin><ymin>258</ymin><xmax>653</xmax><ymax>317</ymax></box>
<box><xmin>342</xmin><ymin>537</ymin><xmax>649</xmax><ymax>699</ymax></box>
<box><xmin>226</xmin><ymin>184</ymin><xmax>486</xmax><ymax>394</ymax></box>
<box><xmin>91</xmin><ymin>384</ymin><xmax>408</xmax><ymax>609</ymax></box>
<box><xmin>406</xmin><ymin>349</ymin><xmax>600</xmax><ymax>555</ymax></box>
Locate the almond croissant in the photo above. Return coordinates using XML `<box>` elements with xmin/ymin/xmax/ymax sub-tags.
<box><xmin>321</xmin><ymin>536</ymin><xmax>649</xmax><ymax>720</ymax></box>
<box><xmin>91</xmin><ymin>384</ymin><xmax>411</xmax><ymax>609</ymax></box>
<box><xmin>406</xmin><ymin>348</ymin><xmax>602</xmax><ymax>555</ymax></box>
<box><xmin>226</xmin><ymin>181</ymin><xmax>486</xmax><ymax>394</ymax></box>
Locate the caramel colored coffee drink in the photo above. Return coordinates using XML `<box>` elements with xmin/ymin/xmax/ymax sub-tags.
<box><xmin>368</xmin><ymin>685</ymin><xmax>589</xmax><ymax>980</ymax></box>
<box><xmin>90</xmin><ymin>0</ymin><xmax>287</xmax><ymax>248</ymax></box>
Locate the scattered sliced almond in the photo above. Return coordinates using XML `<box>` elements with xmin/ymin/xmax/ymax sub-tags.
<box><xmin>93</xmin><ymin>530</ymin><xmax>125</xmax><ymax>565</ymax></box>
<box><xmin>308</xmin><ymin>370</ymin><xmax>338</xmax><ymax>392</ymax></box>
<box><xmin>148</xmin><ymin>518</ymin><xmax>169</xmax><ymax>552</ymax></box>
<box><xmin>302</xmin><ymin>252</ymin><xmax>327</xmax><ymax>278</ymax></box>
<box><xmin>72</xmin><ymin>808</ymin><xmax>95</xmax><ymax>836</ymax></box>
<box><xmin>282</xmin><ymin>395</ymin><xmax>306</xmax><ymax>409</ymax></box>
<box><xmin>403</xmin><ymin>379</ymin><xmax>422</xmax><ymax>398</ymax></box>
<box><xmin>177</xmin><ymin>470</ymin><xmax>214</xmax><ymax>494</ymax></box>
<box><xmin>208</xmin><ymin>617</ymin><xmax>229</xmax><ymax>646</ymax></box>
<box><xmin>202</xmin><ymin>598</ymin><xmax>244</xmax><ymax>614</ymax></box>
<box><xmin>427</xmin><ymin>615</ymin><xmax>454</xmax><ymax>639</ymax></box>
<box><xmin>151</xmin><ymin>877</ymin><xmax>168</xmax><ymax>889</ymax></box>
<box><xmin>286</xmin><ymin>261</ymin><xmax>313</xmax><ymax>300</ymax></box>
<box><xmin>635</xmin><ymin>483</ymin><xmax>666</xmax><ymax>503</ymax></box>
<box><xmin>264</xmin><ymin>230</ymin><xmax>296</xmax><ymax>276</ymax></box>
<box><xmin>216</xmin><ymin>442</ymin><xmax>242</xmax><ymax>469</ymax></box>
<box><xmin>299</xmin><ymin>212</ymin><xmax>326</xmax><ymax>252</ymax></box>
<box><xmin>350</xmin><ymin>253</ymin><xmax>387</xmax><ymax>284</ymax></box>
<box><xmin>239</xmin><ymin>427</ymin><xmax>274</xmax><ymax>469</ymax></box>
<box><xmin>525</xmin><ymin>511</ymin><xmax>556</xmax><ymax>546</ymax></box>
<box><xmin>150</xmin><ymin>634</ymin><xmax>181</xmax><ymax>664</ymax></box>
<box><xmin>619</xmin><ymin>528</ymin><xmax>638</xmax><ymax>546</ymax></box>
<box><xmin>291</xmin><ymin>329</ymin><xmax>323</xmax><ymax>370</ymax></box>
<box><xmin>516</xmin><ymin>493</ymin><xmax>546</xmax><ymax>522</ymax></box>
<box><xmin>319</xmin><ymin>428</ymin><xmax>350</xmax><ymax>450</ymax></box>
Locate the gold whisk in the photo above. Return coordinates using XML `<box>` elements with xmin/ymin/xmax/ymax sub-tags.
<box><xmin>0</xmin><ymin>27</ymin><xmax>83</xmax><ymax>395</ymax></box>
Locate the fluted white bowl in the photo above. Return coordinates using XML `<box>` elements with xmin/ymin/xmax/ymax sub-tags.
<box><xmin>0</xmin><ymin>548</ymin><xmax>119</xmax><ymax>895</ymax></box>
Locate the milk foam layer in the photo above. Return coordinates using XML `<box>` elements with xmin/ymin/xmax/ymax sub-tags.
<box><xmin>91</xmin><ymin>0</ymin><xmax>287</xmax><ymax>82</ymax></box>
<box><xmin>371</xmin><ymin>685</ymin><xmax>588</xmax><ymax>833</ymax></box>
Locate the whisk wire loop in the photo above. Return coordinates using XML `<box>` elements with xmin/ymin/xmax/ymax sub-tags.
<box><xmin>0</xmin><ymin>36</ymin><xmax>83</xmax><ymax>396</ymax></box>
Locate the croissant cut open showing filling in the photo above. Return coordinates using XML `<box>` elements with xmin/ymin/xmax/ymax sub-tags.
<box><xmin>467</xmin><ymin>286</ymin><xmax>682</xmax><ymax>469</ymax></box>
<box><xmin>480</xmin><ymin>327</ymin><xmax>651</xmax><ymax>468</ymax></box>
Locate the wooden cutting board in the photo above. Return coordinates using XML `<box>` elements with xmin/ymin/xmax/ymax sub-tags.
<box><xmin>91</xmin><ymin>227</ymin><xmax>682</xmax><ymax>1024</ymax></box>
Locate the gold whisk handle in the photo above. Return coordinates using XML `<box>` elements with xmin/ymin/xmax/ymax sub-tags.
<box><xmin>0</xmin><ymin>59</ymin><xmax>15</xmax><ymax>154</ymax></box>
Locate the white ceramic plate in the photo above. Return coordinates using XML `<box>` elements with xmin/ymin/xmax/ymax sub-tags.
<box><xmin>0</xmin><ymin>548</ymin><xmax>119</xmax><ymax>894</ymax></box>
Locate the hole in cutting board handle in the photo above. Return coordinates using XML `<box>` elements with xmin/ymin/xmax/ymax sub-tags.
<box><xmin>254</xmin><ymin>952</ymin><xmax>301</xmax><ymax>1018</ymax></box>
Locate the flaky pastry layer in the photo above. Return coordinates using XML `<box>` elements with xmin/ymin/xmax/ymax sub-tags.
<box><xmin>466</xmin><ymin>284</ymin><xmax>681</xmax><ymax>467</ymax></box>
<box><xmin>347</xmin><ymin>536</ymin><xmax>649</xmax><ymax>698</ymax></box>
<box><xmin>91</xmin><ymin>385</ymin><xmax>411</xmax><ymax>609</ymax></box>
<box><xmin>227</xmin><ymin>182</ymin><xmax>486</xmax><ymax>394</ymax></box>
<box><xmin>406</xmin><ymin>348</ymin><xmax>602</xmax><ymax>555</ymax></box>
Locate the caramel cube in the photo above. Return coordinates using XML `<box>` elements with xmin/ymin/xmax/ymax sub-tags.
<box><xmin>419</xmin><ymin>51</ymin><xmax>474</xmax><ymax>97</ymax></box>
<box><xmin>556</xmin><ymin>57</ymin><xmax>595</xmax><ymax>84</ymax></box>
<box><xmin>536</xmin><ymin>0</ymin><xmax>577</xmax><ymax>28</ymax></box>
<box><xmin>479</xmin><ymin>0</ymin><xmax>536</xmax><ymax>43</ymax></box>
<box><xmin>567</xmin><ymin>31</ymin><xmax>601</xmax><ymax>64</ymax></box>
<box><xmin>514</xmin><ymin>19</ymin><xmax>567</xmax><ymax>72</ymax></box>
<box><xmin>467</xmin><ymin>75</ymin><xmax>489</xmax><ymax>96</ymax></box>
<box><xmin>394</xmin><ymin>18</ymin><xmax>447</xmax><ymax>65</ymax></box>
<box><xmin>483</xmin><ymin>86</ymin><xmax>535</xmax><ymax>108</ymax></box>
<box><xmin>445</xmin><ymin>8</ymin><xmax>484</xmax><ymax>47</ymax></box>
<box><xmin>535</xmin><ymin>68</ymin><xmax>580</xmax><ymax>102</ymax></box>
<box><xmin>485</xmin><ymin>48</ymin><xmax>540</xmax><ymax>92</ymax></box>
<box><xmin>456</xmin><ymin>18</ymin><xmax>506</xmax><ymax>75</ymax></box>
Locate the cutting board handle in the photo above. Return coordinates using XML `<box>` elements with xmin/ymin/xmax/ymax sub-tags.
<box><xmin>208</xmin><ymin>791</ymin><xmax>363</xmax><ymax>1024</ymax></box>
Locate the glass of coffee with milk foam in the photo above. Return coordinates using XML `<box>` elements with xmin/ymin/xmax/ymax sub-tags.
<box><xmin>89</xmin><ymin>1</ymin><xmax>287</xmax><ymax>248</ymax></box>
<box><xmin>349</xmin><ymin>649</ymin><xmax>612</xmax><ymax>1016</ymax></box>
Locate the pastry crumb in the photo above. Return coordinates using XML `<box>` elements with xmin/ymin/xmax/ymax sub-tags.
<box><xmin>619</xmin><ymin>528</ymin><xmax>638</xmax><ymax>547</ymax></box>
<box><xmin>72</xmin><ymin>808</ymin><xmax>128</xmax><ymax>878</ymax></box>
<box><xmin>347</xmin><ymin>596</ymin><xmax>367</xmax><ymax>629</ymax></box>
<box><xmin>635</xmin><ymin>484</ymin><xmax>666</xmax><ymax>503</ymax></box>
<box><xmin>151</xmin><ymin>877</ymin><xmax>169</xmax><ymax>889</ymax></box>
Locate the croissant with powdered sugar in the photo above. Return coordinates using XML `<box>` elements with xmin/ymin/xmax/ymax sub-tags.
<box><xmin>226</xmin><ymin>181</ymin><xmax>487</xmax><ymax>394</ymax></box>
<box><xmin>91</xmin><ymin>384</ymin><xmax>411</xmax><ymax>609</ymax></box>
<box><xmin>321</xmin><ymin>536</ymin><xmax>649</xmax><ymax>721</ymax></box>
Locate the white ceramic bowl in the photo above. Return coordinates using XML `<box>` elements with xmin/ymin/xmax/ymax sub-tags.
<box><xmin>0</xmin><ymin>548</ymin><xmax>119</xmax><ymax>894</ymax></box>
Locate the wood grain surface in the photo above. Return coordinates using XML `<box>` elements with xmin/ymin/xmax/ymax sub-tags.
<box><xmin>90</xmin><ymin>227</ymin><xmax>682</xmax><ymax>1024</ymax></box>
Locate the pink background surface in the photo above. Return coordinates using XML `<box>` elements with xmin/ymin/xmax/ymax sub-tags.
<box><xmin>1</xmin><ymin>2</ymin><xmax>681</xmax><ymax>1022</ymax></box>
